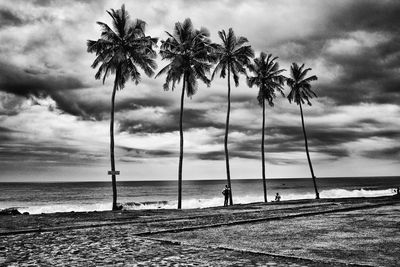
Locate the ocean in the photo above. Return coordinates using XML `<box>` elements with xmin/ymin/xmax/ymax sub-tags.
<box><xmin>1</xmin><ymin>177</ymin><xmax>399</xmax><ymax>214</ymax></box>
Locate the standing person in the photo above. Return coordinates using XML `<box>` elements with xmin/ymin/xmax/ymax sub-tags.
<box><xmin>275</xmin><ymin>192</ymin><xmax>281</xmax><ymax>202</ymax></box>
<box><xmin>222</xmin><ymin>185</ymin><xmax>230</xmax><ymax>207</ymax></box>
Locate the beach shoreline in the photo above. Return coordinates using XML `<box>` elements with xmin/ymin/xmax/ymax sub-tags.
<box><xmin>1</xmin><ymin>195</ymin><xmax>399</xmax><ymax>232</ymax></box>
<box><xmin>2</xmin><ymin>177</ymin><xmax>399</xmax><ymax>215</ymax></box>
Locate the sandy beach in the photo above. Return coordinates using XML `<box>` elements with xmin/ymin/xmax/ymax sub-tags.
<box><xmin>1</xmin><ymin>195</ymin><xmax>399</xmax><ymax>266</ymax></box>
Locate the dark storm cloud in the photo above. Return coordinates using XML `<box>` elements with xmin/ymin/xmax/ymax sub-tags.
<box><xmin>119</xmin><ymin>107</ymin><xmax>225</xmax><ymax>134</ymax></box>
<box><xmin>115</xmin><ymin>91</ymin><xmax>397</xmax><ymax>162</ymax></box>
<box><xmin>0</xmin><ymin>3</ymin><xmax>56</xmax><ymax>29</ymax></box>
<box><xmin>0</xmin><ymin>126</ymin><xmax>15</xmax><ymax>133</ymax></box>
<box><xmin>31</xmin><ymin>0</ymin><xmax>55</xmax><ymax>7</ymax></box>
<box><xmin>0</xmin><ymin>143</ymin><xmax>104</xmax><ymax>165</ymax></box>
<box><xmin>30</xmin><ymin>0</ymin><xmax>98</xmax><ymax>6</ymax></box>
<box><xmin>0</xmin><ymin>93</ymin><xmax>26</xmax><ymax>115</ymax></box>
<box><xmin>0</xmin><ymin>62</ymin><xmax>89</xmax><ymax>119</ymax></box>
<box><xmin>50</xmin><ymin>91</ymin><xmax>173</xmax><ymax>121</ymax></box>
<box><xmin>318</xmin><ymin>45</ymin><xmax>400</xmax><ymax>105</ymax></box>
<box><xmin>119</xmin><ymin>146</ymin><xmax>176</xmax><ymax>160</ymax></box>
<box><xmin>117</xmin><ymin>97</ymin><xmax>173</xmax><ymax>111</ymax></box>
<box><xmin>0</xmin><ymin>62</ymin><xmax>86</xmax><ymax>98</ymax></box>
<box><xmin>268</xmin><ymin>124</ymin><xmax>400</xmax><ymax>156</ymax></box>
<box><xmin>199</xmin><ymin>117</ymin><xmax>400</xmax><ymax>162</ymax></box>
<box><xmin>0</xmin><ymin>0</ymin><xmax>108</xmax><ymax>118</ymax></box>
<box><xmin>119</xmin><ymin>119</ymin><xmax>177</xmax><ymax>134</ymax></box>
<box><xmin>50</xmin><ymin>91</ymin><xmax>93</xmax><ymax>119</ymax></box>
<box><xmin>275</xmin><ymin>0</ymin><xmax>400</xmax><ymax>106</ymax></box>
<box><xmin>197</xmin><ymin>150</ymin><xmax>259</xmax><ymax>161</ymax></box>
<box><xmin>118</xmin><ymin>93</ymin><xmax>262</xmax><ymax>135</ymax></box>
<box><xmin>0</xmin><ymin>9</ymin><xmax>23</xmax><ymax>27</ymax></box>
<box><xmin>363</xmin><ymin>146</ymin><xmax>400</xmax><ymax>160</ymax></box>
<box><xmin>198</xmin><ymin>93</ymin><xmax>256</xmax><ymax>106</ymax></box>
<box><xmin>0</xmin><ymin>126</ymin><xmax>18</xmax><ymax>142</ymax></box>
<box><xmin>270</xmin><ymin>125</ymin><xmax>361</xmax><ymax>148</ymax></box>
<box><xmin>328</xmin><ymin>1</ymin><xmax>400</xmax><ymax>33</ymax></box>
<box><xmin>170</xmin><ymin>108</ymin><xmax>224</xmax><ymax>130</ymax></box>
<box><xmin>193</xmin><ymin>124</ymin><xmax>352</xmax><ymax>163</ymax></box>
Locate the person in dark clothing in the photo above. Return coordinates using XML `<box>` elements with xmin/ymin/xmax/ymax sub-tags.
<box><xmin>275</xmin><ymin>192</ymin><xmax>281</xmax><ymax>202</ymax></box>
<box><xmin>222</xmin><ymin>185</ymin><xmax>230</xmax><ymax>207</ymax></box>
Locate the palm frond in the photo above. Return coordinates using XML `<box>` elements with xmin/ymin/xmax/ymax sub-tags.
<box><xmin>247</xmin><ymin>52</ymin><xmax>286</xmax><ymax>107</ymax></box>
<box><xmin>87</xmin><ymin>5</ymin><xmax>158</xmax><ymax>91</ymax></box>
<box><xmin>287</xmin><ymin>62</ymin><xmax>318</xmax><ymax>105</ymax></box>
<box><xmin>211</xmin><ymin>61</ymin><xmax>226</xmax><ymax>80</ymax></box>
<box><xmin>156</xmin><ymin>18</ymin><xmax>213</xmax><ymax>97</ymax></box>
<box><xmin>212</xmin><ymin>28</ymin><xmax>254</xmax><ymax>89</ymax></box>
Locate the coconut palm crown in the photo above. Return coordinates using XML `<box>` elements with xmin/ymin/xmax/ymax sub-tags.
<box><xmin>87</xmin><ymin>5</ymin><xmax>158</xmax><ymax>89</ymax></box>
<box><xmin>247</xmin><ymin>53</ymin><xmax>286</xmax><ymax>107</ymax></box>
<box><xmin>156</xmin><ymin>18</ymin><xmax>215</xmax><ymax>95</ymax></box>
<box><xmin>286</xmin><ymin>63</ymin><xmax>317</xmax><ymax>106</ymax></box>
<box><xmin>211</xmin><ymin>28</ymin><xmax>254</xmax><ymax>84</ymax></box>
<box><xmin>87</xmin><ymin>4</ymin><xmax>158</xmax><ymax>210</ymax></box>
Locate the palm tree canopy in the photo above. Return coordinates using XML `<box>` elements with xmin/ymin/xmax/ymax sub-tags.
<box><xmin>247</xmin><ymin>52</ymin><xmax>286</xmax><ymax>107</ymax></box>
<box><xmin>87</xmin><ymin>4</ymin><xmax>158</xmax><ymax>90</ymax></box>
<box><xmin>286</xmin><ymin>63</ymin><xmax>318</xmax><ymax>106</ymax></box>
<box><xmin>156</xmin><ymin>18</ymin><xmax>215</xmax><ymax>97</ymax></box>
<box><xmin>211</xmin><ymin>28</ymin><xmax>254</xmax><ymax>86</ymax></box>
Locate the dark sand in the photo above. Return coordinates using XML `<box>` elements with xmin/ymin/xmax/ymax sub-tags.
<box><xmin>1</xmin><ymin>195</ymin><xmax>399</xmax><ymax>266</ymax></box>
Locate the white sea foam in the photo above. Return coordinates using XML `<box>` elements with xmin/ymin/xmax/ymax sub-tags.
<box><xmin>12</xmin><ymin>188</ymin><xmax>396</xmax><ymax>214</ymax></box>
<box><xmin>124</xmin><ymin>188</ymin><xmax>395</xmax><ymax>210</ymax></box>
<box><xmin>321</xmin><ymin>188</ymin><xmax>395</xmax><ymax>198</ymax></box>
<box><xmin>126</xmin><ymin>188</ymin><xmax>396</xmax><ymax>210</ymax></box>
<box><xmin>17</xmin><ymin>203</ymin><xmax>112</xmax><ymax>215</ymax></box>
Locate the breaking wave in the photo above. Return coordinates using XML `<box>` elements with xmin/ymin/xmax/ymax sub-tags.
<box><xmin>16</xmin><ymin>203</ymin><xmax>113</xmax><ymax>215</ymax></box>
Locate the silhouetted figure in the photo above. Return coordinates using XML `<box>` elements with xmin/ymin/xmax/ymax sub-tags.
<box><xmin>275</xmin><ymin>192</ymin><xmax>281</xmax><ymax>202</ymax></box>
<box><xmin>222</xmin><ymin>185</ymin><xmax>230</xmax><ymax>207</ymax></box>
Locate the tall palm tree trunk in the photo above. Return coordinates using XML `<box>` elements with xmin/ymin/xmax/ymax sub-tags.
<box><xmin>261</xmin><ymin>98</ymin><xmax>267</xmax><ymax>202</ymax></box>
<box><xmin>110</xmin><ymin>83</ymin><xmax>118</xmax><ymax>211</ymax></box>
<box><xmin>299</xmin><ymin>102</ymin><xmax>320</xmax><ymax>199</ymax></box>
<box><xmin>178</xmin><ymin>76</ymin><xmax>186</xmax><ymax>209</ymax></box>
<box><xmin>225</xmin><ymin>67</ymin><xmax>233</xmax><ymax>205</ymax></box>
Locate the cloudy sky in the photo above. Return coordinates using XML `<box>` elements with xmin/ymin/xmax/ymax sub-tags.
<box><xmin>0</xmin><ymin>0</ymin><xmax>399</xmax><ymax>182</ymax></box>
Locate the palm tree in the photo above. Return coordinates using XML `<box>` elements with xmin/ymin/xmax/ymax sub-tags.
<box><xmin>286</xmin><ymin>63</ymin><xmax>319</xmax><ymax>199</ymax></box>
<box><xmin>156</xmin><ymin>18</ymin><xmax>215</xmax><ymax>209</ymax></box>
<box><xmin>212</xmin><ymin>28</ymin><xmax>254</xmax><ymax>206</ymax></box>
<box><xmin>247</xmin><ymin>53</ymin><xmax>285</xmax><ymax>203</ymax></box>
<box><xmin>87</xmin><ymin>5</ymin><xmax>158</xmax><ymax>210</ymax></box>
